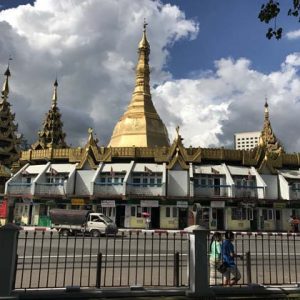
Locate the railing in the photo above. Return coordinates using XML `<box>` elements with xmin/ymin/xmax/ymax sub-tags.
<box><xmin>194</xmin><ymin>184</ymin><xmax>230</xmax><ymax>197</ymax></box>
<box><xmin>208</xmin><ymin>232</ymin><xmax>300</xmax><ymax>286</ymax></box>
<box><xmin>234</xmin><ymin>186</ymin><xmax>264</xmax><ymax>198</ymax></box>
<box><xmin>35</xmin><ymin>183</ymin><xmax>65</xmax><ymax>196</ymax></box>
<box><xmin>7</xmin><ymin>182</ymin><xmax>32</xmax><ymax>195</ymax></box>
<box><xmin>290</xmin><ymin>187</ymin><xmax>300</xmax><ymax>200</ymax></box>
<box><xmin>127</xmin><ymin>183</ymin><xmax>164</xmax><ymax>196</ymax></box>
<box><xmin>15</xmin><ymin>230</ymin><xmax>189</xmax><ymax>290</ymax></box>
<box><xmin>94</xmin><ymin>182</ymin><xmax>123</xmax><ymax>196</ymax></box>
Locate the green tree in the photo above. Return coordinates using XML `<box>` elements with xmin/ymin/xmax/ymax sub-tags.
<box><xmin>259</xmin><ymin>0</ymin><xmax>300</xmax><ymax>39</ymax></box>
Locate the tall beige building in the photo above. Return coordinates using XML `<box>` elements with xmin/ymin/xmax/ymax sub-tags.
<box><xmin>234</xmin><ymin>131</ymin><xmax>260</xmax><ymax>150</ymax></box>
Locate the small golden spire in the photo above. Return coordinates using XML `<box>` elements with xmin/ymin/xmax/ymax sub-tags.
<box><xmin>264</xmin><ymin>97</ymin><xmax>269</xmax><ymax>120</ymax></box>
<box><xmin>52</xmin><ymin>79</ymin><xmax>58</xmax><ymax>108</ymax></box>
<box><xmin>138</xmin><ymin>18</ymin><xmax>150</xmax><ymax>50</ymax></box>
<box><xmin>2</xmin><ymin>66</ymin><xmax>11</xmax><ymax>98</ymax></box>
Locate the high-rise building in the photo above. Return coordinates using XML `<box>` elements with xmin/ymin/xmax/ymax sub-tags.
<box><xmin>234</xmin><ymin>131</ymin><xmax>260</xmax><ymax>150</ymax></box>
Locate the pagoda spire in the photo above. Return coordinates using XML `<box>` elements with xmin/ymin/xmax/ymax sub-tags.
<box><xmin>108</xmin><ymin>22</ymin><xmax>169</xmax><ymax>147</ymax></box>
<box><xmin>259</xmin><ymin>98</ymin><xmax>284</xmax><ymax>153</ymax></box>
<box><xmin>0</xmin><ymin>67</ymin><xmax>21</xmax><ymax>166</ymax></box>
<box><xmin>1</xmin><ymin>67</ymin><xmax>10</xmax><ymax>101</ymax></box>
<box><xmin>31</xmin><ymin>79</ymin><xmax>68</xmax><ymax>150</ymax></box>
<box><xmin>52</xmin><ymin>79</ymin><xmax>58</xmax><ymax>108</ymax></box>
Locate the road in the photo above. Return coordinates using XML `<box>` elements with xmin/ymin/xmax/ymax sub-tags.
<box><xmin>15</xmin><ymin>231</ymin><xmax>300</xmax><ymax>289</ymax></box>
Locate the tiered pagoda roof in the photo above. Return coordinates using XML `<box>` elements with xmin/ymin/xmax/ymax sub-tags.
<box><xmin>0</xmin><ymin>67</ymin><xmax>21</xmax><ymax>167</ymax></box>
<box><xmin>31</xmin><ymin>79</ymin><xmax>68</xmax><ymax>150</ymax></box>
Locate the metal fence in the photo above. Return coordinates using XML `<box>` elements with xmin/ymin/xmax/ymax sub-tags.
<box><xmin>15</xmin><ymin>230</ymin><xmax>190</xmax><ymax>290</ymax></box>
<box><xmin>208</xmin><ymin>232</ymin><xmax>300</xmax><ymax>286</ymax></box>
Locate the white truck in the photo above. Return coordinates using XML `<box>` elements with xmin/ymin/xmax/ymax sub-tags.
<box><xmin>49</xmin><ymin>209</ymin><xmax>118</xmax><ymax>237</ymax></box>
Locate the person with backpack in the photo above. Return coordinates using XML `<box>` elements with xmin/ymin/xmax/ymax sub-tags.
<box><xmin>221</xmin><ymin>231</ymin><xmax>243</xmax><ymax>285</ymax></box>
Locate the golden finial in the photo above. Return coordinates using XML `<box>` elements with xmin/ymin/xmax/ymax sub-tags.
<box><xmin>52</xmin><ymin>78</ymin><xmax>58</xmax><ymax>108</ymax></box>
<box><xmin>264</xmin><ymin>97</ymin><xmax>269</xmax><ymax>120</ymax></box>
<box><xmin>143</xmin><ymin>18</ymin><xmax>148</xmax><ymax>32</ymax></box>
<box><xmin>139</xmin><ymin>19</ymin><xmax>150</xmax><ymax>49</ymax></box>
<box><xmin>88</xmin><ymin>127</ymin><xmax>93</xmax><ymax>134</ymax></box>
<box><xmin>2</xmin><ymin>65</ymin><xmax>11</xmax><ymax>97</ymax></box>
<box><xmin>176</xmin><ymin>125</ymin><xmax>180</xmax><ymax>139</ymax></box>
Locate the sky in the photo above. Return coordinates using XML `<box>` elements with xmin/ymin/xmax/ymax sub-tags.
<box><xmin>1</xmin><ymin>0</ymin><xmax>300</xmax><ymax>152</ymax></box>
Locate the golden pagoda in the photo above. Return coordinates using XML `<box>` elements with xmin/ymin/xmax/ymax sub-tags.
<box><xmin>31</xmin><ymin>79</ymin><xmax>68</xmax><ymax>150</ymax></box>
<box><xmin>0</xmin><ymin>67</ymin><xmax>21</xmax><ymax>166</ymax></box>
<box><xmin>108</xmin><ymin>22</ymin><xmax>170</xmax><ymax>147</ymax></box>
<box><xmin>259</xmin><ymin>100</ymin><xmax>284</xmax><ymax>154</ymax></box>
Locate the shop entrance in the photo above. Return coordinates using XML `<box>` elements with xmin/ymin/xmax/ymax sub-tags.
<box><xmin>116</xmin><ymin>205</ymin><xmax>125</xmax><ymax>228</ymax></box>
<box><xmin>178</xmin><ymin>208</ymin><xmax>188</xmax><ymax>229</ymax></box>
<box><xmin>151</xmin><ymin>207</ymin><xmax>160</xmax><ymax>229</ymax></box>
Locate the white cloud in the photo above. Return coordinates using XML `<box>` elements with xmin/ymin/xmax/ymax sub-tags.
<box><xmin>154</xmin><ymin>54</ymin><xmax>300</xmax><ymax>151</ymax></box>
<box><xmin>0</xmin><ymin>0</ymin><xmax>198</xmax><ymax>147</ymax></box>
<box><xmin>1</xmin><ymin>0</ymin><xmax>300</xmax><ymax>153</ymax></box>
<box><xmin>286</xmin><ymin>29</ymin><xmax>300</xmax><ymax>40</ymax></box>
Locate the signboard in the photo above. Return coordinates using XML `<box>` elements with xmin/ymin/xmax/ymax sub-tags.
<box><xmin>273</xmin><ymin>202</ymin><xmax>286</xmax><ymax>209</ymax></box>
<box><xmin>101</xmin><ymin>200</ymin><xmax>116</xmax><ymax>207</ymax></box>
<box><xmin>0</xmin><ymin>200</ymin><xmax>7</xmax><ymax>218</ymax></box>
<box><xmin>211</xmin><ymin>201</ymin><xmax>225</xmax><ymax>208</ymax></box>
<box><xmin>140</xmin><ymin>200</ymin><xmax>159</xmax><ymax>207</ymax></box>
<box><xmin>177</xmin><ymin>201</ymin><xmax>188</xmax><ymax>208</ymax></box>
<box><xmin>71</xmin><ymin>198</ymin><xmax>85</xmax><ymax>206</ymax></box>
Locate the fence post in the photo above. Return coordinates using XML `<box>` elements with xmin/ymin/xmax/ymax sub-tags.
<box><xmin>246</xmin><ymin>251</ymin><xmax>252</xmax><ymax>285</ymax></box>
<box><xmin>0</xmin><ymin>223</ymin><xmax>20</xmax><ymax>299</ymax></box>
<box><xmin>186</xmin><ymin>229</ymin><xmax>215</xmax><ymax>299</ymax></box>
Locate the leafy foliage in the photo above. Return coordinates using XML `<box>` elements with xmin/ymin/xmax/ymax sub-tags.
<box><xmin>258</xmin><ymin>0</ymin><xmax>300</xmax><ymax>39</ymax></box>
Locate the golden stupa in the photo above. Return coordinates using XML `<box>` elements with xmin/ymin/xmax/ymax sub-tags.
<box><xmin>108</xmin><ymin>22</ymin><xmax>170</xmax><ymax>147</ymax></box>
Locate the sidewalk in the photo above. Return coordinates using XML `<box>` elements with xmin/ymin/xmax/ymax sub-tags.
<box><xmin>11</xmin><ymin>286</ymin><xmax>300</xmax><ymax>300</ymax></box>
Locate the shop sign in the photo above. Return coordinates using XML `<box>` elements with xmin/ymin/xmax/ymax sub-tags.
<box><xmin>273</xmin><ymin>202</ymin><xmax>286</xmax><ymax>209</ymax></box>
<box><xmin>101</xmin><ymin>200</ymin><xmax>116</xmax><ymax>207</ymax></box>
<box><xmin>0</xmin><ymin>200</ymin><xmax>7</xmax><ymax>218</ymax></box>
<box><xmin>211</xmin><ymin>201</ymin><xmax>225</xmax><ymax>208</ymax></box>
<box><xmin>177</xmin><ymin>201</ymin><xmax>188</xmax><ymax>208</ymax></box>
<box><xmin>23</xmin><ymin>198</ymin><xmax>32</xmax><ymax>204</ymax></box>
<box><xmin>71</xmin><ymin>198</ymin><xmax>85</xmax><ymax>206</ymax></box>
<box><xmin>140</xmin><ymin>200</ymin><xmax>159</xmax><ymax>207</ymax></box>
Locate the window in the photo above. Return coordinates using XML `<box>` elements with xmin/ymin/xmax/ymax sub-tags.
<box><xmin>100</xmin><ymin>177</ymin><xmax>106</xmax><ymax>183</ymax></box>
<box><xmin>137</xmin><ymin>206</ymin><xmax>142</xmax><ymax>218</ymax></box>
<box><xmin>157</xmin><ymin>178</ymin><xmax>162</xmax><ymax>186</ymax></box>
<box><xmin>150</xmin><ymin>178</ymin><xmax>155</xmax><ymax>187</ymax></box>
<box><xmin>231</xmin><ymin>207</ymin><xmax>247</xmax><ymax>220</ymax></box>
<box><xmin>262</xmin><ymin>209</ymin><xmax>273</xmax><ymax>220</ymax></box>
<box><xmin>201</xmin><ymin>178</ymin><xmax>206</xmax><ymax>186</ymax></box>
<box><xmin>131</xmin><ymin>206</ymin><xmax>136</xmax><ymax>217</ymax></box>
<box><xmin>172</xmin><ymin>207</ymin><xmax>178</xmax><ymax>218</ymax></box>
<box><xmin>133</xmin><ymin>178</ymin><xmax>140</xmax><ymax>184</ymax></box>
<box><xmin>166</xmin><ymin>207</ymin><xmax>170</xmax><ymax>217</ymax></box>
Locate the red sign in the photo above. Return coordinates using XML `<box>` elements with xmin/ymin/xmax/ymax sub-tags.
<box><xmin>0</xmin><ymin>200</ymin><xmax>7</xmax><ymax>218</ymax></box>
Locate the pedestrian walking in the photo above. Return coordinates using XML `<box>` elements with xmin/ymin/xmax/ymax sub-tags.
<box><xmin>209</xmin><ymin>231</ymin><xmax>223</xmax><ymax>285</ymax></box>
<box><xmin>221</xmin><ymin>231</ymin><xmax>242</xmax><ymax>286</ymax></box>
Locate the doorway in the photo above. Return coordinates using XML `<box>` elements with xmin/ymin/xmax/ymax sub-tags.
<box><xmin>116</xmin><ymin>205</ymin><xmax>125</xmax><ymax>228</ymax></box>
<box><xmin>151</xmin><ymin>207</ymin><xmax>160</xmax><ymax>229</ymax></box>
<box><xmin>178</xmin><ymin>208</ymin><xmax>188</xmax><ymax>229</ymax></box>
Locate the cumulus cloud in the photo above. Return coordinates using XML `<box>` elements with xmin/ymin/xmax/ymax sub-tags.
<box><xmin>0</xmin><ymin>0</ymin><xmax>198</xmax><ymax>147</ymax></box>
<box><xmin>154</xmin><ymin>54</ymin><xmax>300</xmax><ymax>152</ymax></box>
<box><xmin>286</xmin><ymin>29</ymin><xmax>300</xmax><ymax>40</ymax></box>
